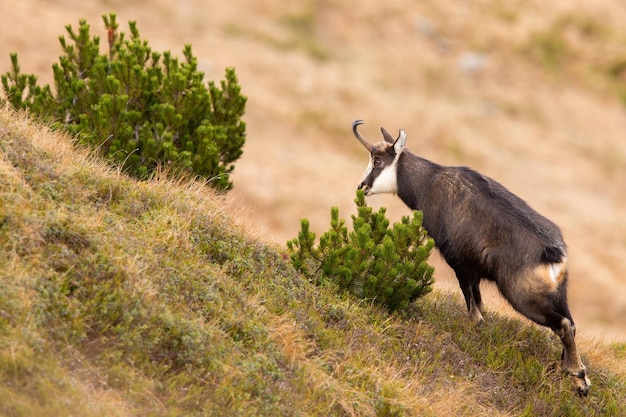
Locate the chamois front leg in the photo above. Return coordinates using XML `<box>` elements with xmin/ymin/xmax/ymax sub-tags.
<box><xmin>458</xmin><ymin>273</ymin><xmax>484</xmax><ymax>323</ymax></box>
<box><xmin>472</xmin><ymin>280</ymin><xmax>485</xmax><ymax>317</ymax></box>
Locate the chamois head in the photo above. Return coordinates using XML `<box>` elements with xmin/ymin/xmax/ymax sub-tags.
<box><xmin>352</xmin><ymin>119</ymin><xmax>407</xmax><ymax>196</ymax></box>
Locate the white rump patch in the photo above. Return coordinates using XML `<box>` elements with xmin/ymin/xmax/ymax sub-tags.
<box><xmin>548</xmin><ymin>263</ymin><xmax>562</xmax><ymax>283</ymax></box>
<box><xmin>547</xmin><ymin>258</ymin><xmax>567</xmax><ymax>284</ymax></box>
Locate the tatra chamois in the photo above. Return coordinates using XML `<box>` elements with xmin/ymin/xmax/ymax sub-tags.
<box><xmin>352</xmin><ymin>119</ymin><xmax>590</xmax><ymax>396</ymax></box>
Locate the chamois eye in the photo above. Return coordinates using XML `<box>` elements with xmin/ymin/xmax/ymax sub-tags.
<box><xmin>373</xmin><ymin>158</ymin><xmax>383</xmax><ymax>167</ymax></box>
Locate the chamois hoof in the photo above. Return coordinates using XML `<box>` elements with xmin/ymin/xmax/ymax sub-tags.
<box><xmin>575</xmin><ymin>382</ymin><xmax>590</xmax><ymax>397</ymax></box>
<box><xmin>572</xmin><ymin>370</ymin><xmax>591</xmax><ymax>397</ymax></box>
<box><xmin>471</xmin><ymin>316</ymin><xmax>484</xmax><ymax>326</ymax></box>
<box><xmin>559</xmin><ymin>362</ymin><xmax>591</xmax><ymax>397</ymax></box>
<box><xmin>469</xmin><ymin>309</ymin><xmax>484</xmax><ymax>324</ymax></box>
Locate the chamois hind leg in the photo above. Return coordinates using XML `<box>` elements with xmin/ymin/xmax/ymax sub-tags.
<box><xmin>557</xmin><ymin>317</ymin><xmax>591</xmax><ymax>396</ymax></box>
<box><xmin>503</xmin><ymin>265</ymin><xmax>590</xmax><ymax>396</ymax></box>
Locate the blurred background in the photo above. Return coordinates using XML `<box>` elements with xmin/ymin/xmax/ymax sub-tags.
<box><xmin>2</xmin><ymin>0</ymin><xmax>625</xmax><ymax>342</ymax></box>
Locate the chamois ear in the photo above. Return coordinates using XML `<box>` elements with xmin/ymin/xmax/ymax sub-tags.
<box><xmin>380</xmin><ymin>127</ymin><xmax>395</xmax><ymax>144</ymax></box>
<box><xmin>393</xmin><ymin>129</ymin><xmax>407</xmax><ymax>155</ymax></box>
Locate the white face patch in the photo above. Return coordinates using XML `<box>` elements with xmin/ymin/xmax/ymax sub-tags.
<box><xmin>359</xmin><ymin>150</ymin><xmax>400</xmax><ymax>196</ymax></box>
<box><xmin>369</xmin><ymin>163</ymin><xmax>398</xmax><ymax>195</ymax></box>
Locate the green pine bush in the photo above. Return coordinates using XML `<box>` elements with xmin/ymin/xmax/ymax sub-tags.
<box><xmin>287</xmin><ymin>190</ymin><xmax>435</xmax><ymax>313</ymax></box>
<box><xmin>1</xmin><ymin>13</ymin><xmax>246</xmax><ymax>190</ymax></box>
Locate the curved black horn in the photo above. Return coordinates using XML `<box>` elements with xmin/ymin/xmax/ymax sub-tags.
<box><xmin>352</xmin><ymin>120</ymin><xmax>374</xmax><ymax>151</ymax></box>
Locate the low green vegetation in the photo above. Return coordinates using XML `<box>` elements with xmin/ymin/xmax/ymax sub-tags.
<box><xmin>1</xmin><ymin>13</ymin><xmax>246</xmax><ymax>189</ymax></box>
<box><xmin>1</xmin><ymin>107</ymin><xmax>625</xmax><ymax>416</ymax></box>
<box><xmin>287</xmin><ymin>190</ymin><xmax>434</xmax><ymax>313</ymax></box>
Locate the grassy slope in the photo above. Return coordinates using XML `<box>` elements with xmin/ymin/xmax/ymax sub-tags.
<box><xmin>1</xmin><ymin>107</ymin><xmax>625</xmax><ymax>417</ymax></box>
<box><xmin>2</xmin><ymin>0</ymin><xmax>626</xmax><ymax>343</ymax></box>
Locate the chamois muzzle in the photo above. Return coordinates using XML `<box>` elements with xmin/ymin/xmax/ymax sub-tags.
<box><xmin>352</xmin><ymin>120</ymin><xmax>374</xmax><ymax>152</ymax></box>
<box><xmin>357</xmin><ymin>181</ymin><xmax>371</xmax><ymax>194</ymax></box>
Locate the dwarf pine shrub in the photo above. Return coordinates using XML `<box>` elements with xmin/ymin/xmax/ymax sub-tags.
<box><xmin>287</xmin><ymin>190</ymin><xmax>435</xmax><ymax>313</ymax></box>
<box><xmin>1</xmin><ymin>13</ymin><xmax>246</xmax><ymax>190</ymax></box>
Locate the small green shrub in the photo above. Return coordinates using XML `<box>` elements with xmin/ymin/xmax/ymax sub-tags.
<box><xmin>287</xmin><ymin>190</ymin><xmax>435</xmax><ymax>313</ymax></box>
<box><xmin>1</xmin><ymin>13</ymin><xmax>246</xmax><ymax>190</ymax></box>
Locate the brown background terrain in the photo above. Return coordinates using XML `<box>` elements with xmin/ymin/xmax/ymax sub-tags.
<box><xmin>2</xmin><ymin>0</ymin><xmax>625</xmax><ymax>342</ymax></box>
